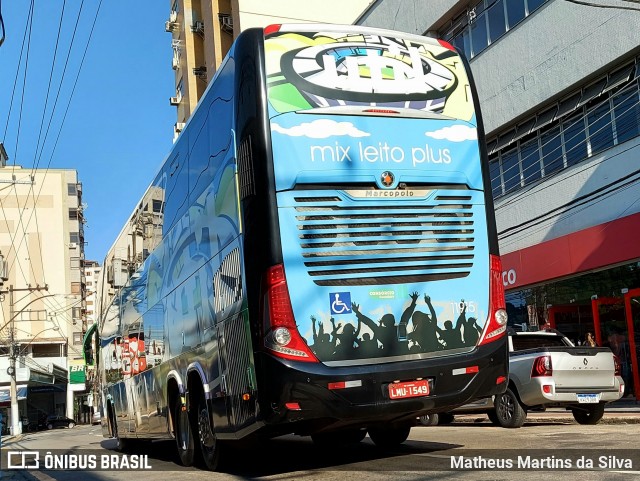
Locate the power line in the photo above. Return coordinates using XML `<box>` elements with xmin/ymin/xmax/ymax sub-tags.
<box><xmin>1</xmin><ymin>1</ymin><xmax>32</xmax><ymax>142</ymax></box>
<box><xmin>563</xmin><ymin>0</ymin><xmax>640</xmax><ymax>11</ymax></box>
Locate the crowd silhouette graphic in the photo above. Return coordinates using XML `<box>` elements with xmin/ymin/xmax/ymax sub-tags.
<box><xmin>310</xmin><ymin>293</ymin><xmax>483</xmax><ymax>361</ymax></box>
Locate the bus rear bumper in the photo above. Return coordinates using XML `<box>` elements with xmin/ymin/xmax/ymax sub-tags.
<box><xmin>255</xmin><ymin>337</ymin><xmax>507</xmax><ymax>435</ymax></box>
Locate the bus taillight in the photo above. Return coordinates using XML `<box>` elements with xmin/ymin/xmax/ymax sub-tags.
<box><xmin>263</xmin><ymin>264</ymin><xmax>319</xmax><ymax>362</ymax></box>
<box><xmin>264</xmin><ymin>24</ymin><xmax>281</xmax><ymax>35</ymax></box>
<box><xmin>478</xmin><ymin>255</ymin><xmax>508</xmax><ymax>346</ymax></box>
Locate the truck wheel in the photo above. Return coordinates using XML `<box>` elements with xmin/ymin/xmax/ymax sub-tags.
<box><xmin>175</xmin><ymin>402</ymin><xmax>195</xmax><ymax>466</ymax></box>
<box><xmin>572</xmin><ymin>404</ymin><xmax>605</xmax><ymax>425</ymax></box>
<box><xmin>368</xmin><ymin>424</ymin><xmax>411</xmax><ymax>448</ymax></box>
<box><xmin>418</xmin><ymin>414</ymin><xmax>439</xmax><ymax>426</ymax></box>
<box><xmin>494</xmin><ymin>388</ymin><xmax>526</xmax><ymax>428</ymax></box>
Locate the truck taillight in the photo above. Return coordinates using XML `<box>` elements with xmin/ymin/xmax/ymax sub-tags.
<box><xmin>614</xmin><ymin>355</ymin><xmax>622</xmax><ymax>376</ymax></box>
<box><xmin>262</xmin><ymin>264</ymin><xmax>318</xmax><ymax>363</ymax></box>
<box><xmin>532</xmin><ymin>355</ymin><xmax>553</xmax><ymax>377</ymax></box>
<box><xmin>478</xmin><ymin>255</ymin><xmax>508</xmax><ymax>346</ymax></box>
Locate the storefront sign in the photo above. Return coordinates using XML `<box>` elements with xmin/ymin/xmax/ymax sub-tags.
<box><xmin>501</xmin><ymin>212</ymin><xmax>640</xmax><ymax>290</ymax></box>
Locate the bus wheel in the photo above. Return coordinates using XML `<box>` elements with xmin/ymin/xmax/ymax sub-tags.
<box><xmin>368</xmin><ymin>424</ymin><xmax>411</xmax><ymax>448</ymax></box>
<box><xmin>175</xmin><ymin>403</ymin><xmax>195</xmax><ymax>466</ymax></box>
<box><xmin>197</xmin><ymin>394</ymin><xmax>221</xmax><ymax>470</ymax></box>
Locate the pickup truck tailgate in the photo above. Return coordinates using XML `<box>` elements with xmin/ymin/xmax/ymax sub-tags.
<box><xmin>550</xmin><ymin>348</ymin><xmax>615</xmax><ymax>389</ymax></box>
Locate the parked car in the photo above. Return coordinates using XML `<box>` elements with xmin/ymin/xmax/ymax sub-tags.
<box><xmin>91</xmin><ymin>410</ymin><xmax>101</xmax><ymax>425</ymax></box>
<box><xmin>42</xmin><ymin>415</ymin><xmax>76</xmax><ymax>430</ymax></box>
<box><xmin>420</xmin><ymin>329</ymin><xmax>624</xmax><ymax>428</ymax></box>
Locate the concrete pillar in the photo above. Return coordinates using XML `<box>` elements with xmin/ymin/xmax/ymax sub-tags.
<box><xmin>66</xmin><ymin>387</ymin><xmax>74</xmax><ymax>420</ymax></box>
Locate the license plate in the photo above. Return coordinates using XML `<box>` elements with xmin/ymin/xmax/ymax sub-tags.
<box><xmin>388</xmin><ymin>380</ymin><xmax>430</xmax><ymax>400</ymax></box>
<box><xmin>577</xmin><ymin>394</ymin><xmax>599</xmax><ymax>404</ymax></box>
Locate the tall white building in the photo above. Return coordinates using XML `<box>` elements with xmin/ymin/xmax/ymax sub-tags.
<box><xmin>0</xmin><ymin>160</ymin><xmax>87</xmax><ymax>432</ymax></box>
<box><xmin>358</xmin><ymin>0</ymin><xmax>640</xmax><ymax>399</ymax></box>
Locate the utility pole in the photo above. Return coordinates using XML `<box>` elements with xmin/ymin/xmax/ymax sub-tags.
<box><xmin>2</xmin><ymin>284</ymin><xmax>49</xmax><ymax>435</ymax></box>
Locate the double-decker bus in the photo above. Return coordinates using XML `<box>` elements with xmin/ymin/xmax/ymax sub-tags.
<box><xmin>97</xmin><ymin>24</ymin><xmax>508</xmax><ymax>470</ymax></box>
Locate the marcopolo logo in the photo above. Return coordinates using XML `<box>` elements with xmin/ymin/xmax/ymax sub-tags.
<box><xmin>380</xmin><ymin>171</ymin><xmax>395</xmax><ymax>188</ymax></box>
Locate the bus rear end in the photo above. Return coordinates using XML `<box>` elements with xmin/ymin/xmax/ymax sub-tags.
<box><xmin>252</xmin><ymin>24</ymin><xmax>507</xmax><ymax>443</ymax></box>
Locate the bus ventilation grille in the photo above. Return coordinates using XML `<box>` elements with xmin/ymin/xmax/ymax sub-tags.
<box><xmin>293</xmin><ymin>194</ymin><xmax>476</xmax><ymax>286</ymax></box>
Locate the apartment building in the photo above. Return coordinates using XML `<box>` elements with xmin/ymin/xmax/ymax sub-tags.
<box><xmin>165</xmin><ymin>0</ymin><xmax>373</xmax><ymax>137</ymax></box>
<box><xmin>358</xmin><ymin>0</ymin><xmax>640</xmax><ymax>398</ymax></box>
<box><xmin>0</xmin><ymin>157</ymin><xmax>87</xmax><ymax>433</ymax></box>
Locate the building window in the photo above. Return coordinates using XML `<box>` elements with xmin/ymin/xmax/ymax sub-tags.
<box><xmin>562</xmin><ymin>114</ymin><xmax>587</xmax><ymax>167</ymax></box>
<box><xmin>520</xmin><ymin>139</ymin><xmax>541</xmax><ymax>186</ymax></box>
<box><xmin>32</xmin><ymin>344</ymin><xmax>66</xmax><ymax>358</ymax></box>
<box><xmin>73</xmin><ymin>332</ymin><xmax>83</xmax><ymax>345</ymax></box>
<box><xmin>69</xmin><ymin>208</ymin><xmax>78</xmax><ymax>220</ymax></box>
<box><xmin>506</xmin><ymin>0</ymin><xmax>526</xmax><ymax>29</ymax></box>
<box><xmin>501</xmin><ymin>148</ymin><xmax>521</xmax><ymax>194</ymax></box>
<box><xmin>441</xmin><ymin>0</ymin><xmax>548</xmax><ymax>59</ymax></box>
<box><xmin>70</xmin><ymin>232</ymin><xmax>80</xmax><ymax>244</ymax></box>
<box><xmin>152</xmin><ymin>199</ymin><xmax>164</xmax><ymax>213</ymax></box>
<box><xmin>68</xmin><ymin>183</ymin><xmax>77</xmax><ymax>196</ymax></box>
<box><xmin>613</xmin><ymin>83</ymin><xmax>640</xmax><ymax>143</ymax></box>
<box><xmin>488</xmin><ymin>58</ymin><xmax>640</xmax><ymax>199</ymax></box>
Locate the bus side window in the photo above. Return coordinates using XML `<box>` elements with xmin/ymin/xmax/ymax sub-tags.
<box><xmin>164</xmin><ymin>145</ymin><xmax>190</xmax><ymax>235</ymax></box>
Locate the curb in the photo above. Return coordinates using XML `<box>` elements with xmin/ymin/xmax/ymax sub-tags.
<box><xmin>447</xmin><ymin>414</ymin><xmax>640</xmax><ymax>425</ymax></box>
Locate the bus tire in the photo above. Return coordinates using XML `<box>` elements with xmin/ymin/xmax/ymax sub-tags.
<box><xmin>197</xmin><ymin>394</ymin><xmax>222</xmax><ymax>470</ymax></box>
<box><xmin>494</xmin><ymin>388</ymin><xmax>526</xmax><ymax>428</ymax></box>
<box><xmin>367</xmin><ymin>424</ymin><xmax>411</xmax><ymax>448</ymax></box>
<box><xmin>175</xmin><ymin>402</ymin><xmax>195</xmax><ymax>466</ymax></box>
<box><xmin>572</xmin><ymin>404</ymin><xmax>605</xmax><ymax>425</ymax></box>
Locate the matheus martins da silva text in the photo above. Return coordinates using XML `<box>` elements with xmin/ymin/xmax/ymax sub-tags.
<box><xmin>451</xmin><ymin>455</ymin><xmax>633</xmax><ymax>470</ymax></box>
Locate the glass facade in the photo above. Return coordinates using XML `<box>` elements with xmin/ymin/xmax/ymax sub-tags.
<box><xmin>443</xmin><ymin>0</ymin><xmax>549</xmax><ymax>60</ymax></box>
<box><xmin>490</xmin><ymin>63</ymin><xmax>640</xmax><ymax>198</ymax></box>
<box><xmin>506</xmin><ymin>261</ymin><xmax>640</xmax><ymax>397</ymax></box>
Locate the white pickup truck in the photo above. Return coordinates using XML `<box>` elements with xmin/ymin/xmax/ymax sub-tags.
<box><xmin>421</xmin><ymin>329</ymin><xmax>625</xmax><ymax>428</ymax></box>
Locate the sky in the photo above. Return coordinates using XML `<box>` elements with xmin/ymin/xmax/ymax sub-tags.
<box><xmin>0</xmin><ymin>1</ymin><xmax>175</xmax><ymax>263</ymax></box>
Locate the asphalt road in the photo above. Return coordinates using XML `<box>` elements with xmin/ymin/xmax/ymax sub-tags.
<box><xmin>2</xmin><ymin>420</ymin><xmax>640</xmax><ymax>480</ymax></box>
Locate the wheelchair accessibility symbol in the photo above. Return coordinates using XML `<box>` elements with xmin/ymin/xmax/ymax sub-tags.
<box><xmin>330</xmin><ymin>292</ymin><xmax>352</xmax><ymax>315</ymax></box>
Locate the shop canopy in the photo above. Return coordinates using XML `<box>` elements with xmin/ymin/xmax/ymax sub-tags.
<box><xmin>0</xmin><ymin>385</ymin><xmax>28</xmax><ymax>403</ymax></box>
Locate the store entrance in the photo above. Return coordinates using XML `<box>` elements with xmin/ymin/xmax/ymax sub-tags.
<box><xmin>592</xmin><ymin>295</ymin><xmax>640</xmax><ymax>400</ymax></box>
<box><xmin>548</xmin><ymin>305</ymin><xmax>594</xmax><ymax>345</ymax></box>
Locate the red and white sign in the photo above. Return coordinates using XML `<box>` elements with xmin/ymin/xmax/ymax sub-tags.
<box><xmin>501</xmin><ymin>212</ymin><xmax>640</xmax><ymax>290</ymax></box>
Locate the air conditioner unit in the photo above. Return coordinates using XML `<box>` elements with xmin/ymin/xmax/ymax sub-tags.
<box><xmin>165</xmin><ymin>21</ymin><xmax>179</xmax><ymax>32</ymax></box>
<box><xmin>170</xmin><ymin>96</ymin><xmax>180</xmax><ymax>106</ymax></box>
<box><xmin>219</xmin><ymin>14</ymin><xmax>233</xmax><ymax>33</ymax></box>
<box><xmin>191</xmin><ymin>21</ymin><xmax>204</xmax><ymax>35</ymax></box>
<box><xmin>69</xmin><ymin>242</ymin><xmax>78</xmax><ymax>249</ymax></box>
<box><xmin>175</xmin><ymin>122</ymin><xmax>185</xmax><ymax>133</ymax></box>
<box><xmin>172</xmin><ymin>56</ymin><xmax>179</xmax><ymax>70</ymax></box>
<box><xmin>169</xmin><ymin>10</ymin><xmax>178</xmax><ymax>23</ymax></box>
